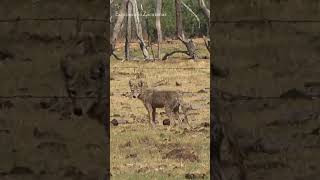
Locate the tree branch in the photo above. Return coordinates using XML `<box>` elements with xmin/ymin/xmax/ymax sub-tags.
<box><xmin>181</xmin><ymin>1</ymin><xmax>201</xmax><ymax>29</ymax></box>
<box><xmin>198</xmin><ymin>0</ymin><xmax>210</xmax><ymax>20</ymax></box>
<box><xmin>162</xmin><ymin>50</ymin><xmax>189</xmax><ymax>60</ymax></box>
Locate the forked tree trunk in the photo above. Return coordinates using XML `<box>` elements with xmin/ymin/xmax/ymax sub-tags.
<box><xmin>130</xmin><ymin>0</ymin><xmax>150</xmax><ymax>60</ymax></box>
<box><xmin>111</xmin><ymin>0</ymin><xmax>149</xmax><ymax>60</ymax></box>
<box><xmin>156</xmin><ymin>0</ymin><xmax>162</xmax><ymax>60</ymax></box>
<box><xmin>125</xmin><ymin>1</ymin><xmax>132</xmax><ymax>60</ymax></box>
<box><xmin>175</xmin><ymin>0</ymin><xmax>197</xmax><ymax>60</ymax></box>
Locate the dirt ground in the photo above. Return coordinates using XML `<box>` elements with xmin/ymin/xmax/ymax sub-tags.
<box><xmin>110</xmin><ymin>39</ymin><xmax>210</xmax><ymax>179</ymax></box>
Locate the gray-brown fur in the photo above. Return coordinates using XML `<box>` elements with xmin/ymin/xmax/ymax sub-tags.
<box><xmin>129</xmin><ymin>78</ymin><xmax>191</xmax><ymax>128</ymax></box>
<box><xmin>60</xmin><ymin>52</ymin><xmax>107</xmax><ymax>123</ymax></box>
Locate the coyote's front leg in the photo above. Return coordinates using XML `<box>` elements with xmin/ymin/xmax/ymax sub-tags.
<box><xmin>145</xmin><ymin>104</ymin><xmax>156</xmax><ymax>128</ymax></box>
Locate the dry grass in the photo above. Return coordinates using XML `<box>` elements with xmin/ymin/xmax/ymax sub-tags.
<box><xmin>110</xmin><ymin>39</ymin><xmax>210</xmax><ymax>179</ymax></box>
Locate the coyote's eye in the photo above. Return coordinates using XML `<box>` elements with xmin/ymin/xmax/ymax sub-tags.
<box><xmin>69</xmin><ymin>90</ymin><xmax>77</xmax><ymax>96</ymax></box>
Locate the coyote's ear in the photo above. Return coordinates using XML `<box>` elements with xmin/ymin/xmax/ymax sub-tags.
<box><xmin>129</xmin><ymin>79</ymin><xmax>133</xmax><ymax>87</ymax></box>
<box><xmin>138</xmin><ymin>80</ymin><xmax>144</xmax><ymax>87</ymax></box>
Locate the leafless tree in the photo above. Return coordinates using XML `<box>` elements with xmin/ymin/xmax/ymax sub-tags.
<box><xmin>130</xmin><ymin>0</ymin><xmax>150</xmax><ymax>59</ymax></box>
<box><xmin>162</xmin><ymin>0</ymin><xmax>197</xmax><ymax>60</ymax></box>
<box><xmin>155</xmin><ymin>0</ymin><xmax>162</xmax><ymax>60</ymax></box>
<box><xmin>111</xmin><ymin>0</ymin><xmax>127</xmax><ymax>49</ymax></box>
<box><xmin>125</xmin><ymin>1</ymin><xmax>132</xmax><ymax>60</ymax></box>
<box><xmin>111</xmin><ymin>0</ymin><xmax>150</xmax><ymax>60</ymax></box>
<box><xmin>112</xmin><ymin>0</ymin><xmax>209</xmax><ymax>61</ymax></box>
<box><xmin>175</xmin><ymin>0</ymin><xmax>197</xmax><ymax>59</ymax></box>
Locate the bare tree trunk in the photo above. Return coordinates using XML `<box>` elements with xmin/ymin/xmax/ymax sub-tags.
<box><xmin>111</xmin><ymin>0</ymin><xmax>128</xmax><ymax>49</ymax></box>
<box><xmin>111</xmin><ymin>0</ymin><xmax>149</xmax><ymax>60</ymax></box>
<box><xmin>125</xmin><ymin>1</ymin><xmax>132</xmax><ymax>61</ymax></box>
<box><xmin>175</xmin><ymin>0</ymin><xmax>197</xmax><ymax>60</ymax></box>
<box><xmin>175</xmin><ymin>0</ymin><xmax>185</xmax><ymax>41</ymax></box>
<box><xmin>110</xmin><ymin>0</ymin><xmax>115</xmax><ymax>22</ymax></box>
<box><xmin>156</xmin><ymin>0</ymin><xmax>162</xmax><ymax>60</ymax></box>
<box><xmin>130</xmin><ymin>0</ymin><xmax>150</xmax><ymax>60</ymax></box>
<box><xmin>145</xmin><ymin>19</ymin><xmax>156</xmax><ymax>61</ymax></box>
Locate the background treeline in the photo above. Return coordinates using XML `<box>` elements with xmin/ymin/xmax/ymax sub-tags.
<box><xmin>111</xmin><ymin>0</ymin><xmax>210</xmax><ymax>41</ymax></box>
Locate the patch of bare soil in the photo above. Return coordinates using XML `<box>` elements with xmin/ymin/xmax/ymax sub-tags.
<box><xmin>185</xmin><ymin>173</ymin><xmax>206</xmax><ymax>179</ymax></box>
<box><xmin>119</xmin><ymin>141</ymin><xmax>132</xmax><ymax>149</ymax></box>
<box><xmin>163</xmin><ymin>148</ymin><xmax>199</xmax><ymax>162</ymax></box>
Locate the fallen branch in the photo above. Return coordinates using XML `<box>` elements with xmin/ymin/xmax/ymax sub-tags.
<box><xmin>111</xmin><ymin>52</ymin><xmax>122</xmax><ymax>60</ymax></box>
<box><xmin>162</xmin><ymin>50</ymin><xmax>189</xmax><ymax>60</ymax></box>
<box><xmin>162</xmin><ymin>50</ymin><xmax>209</xmax><ymax>60</ymax></box>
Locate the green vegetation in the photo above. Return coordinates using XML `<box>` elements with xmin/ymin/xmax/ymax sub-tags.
<box><xmin>111</xmin><ymin>0</ymin><xmax>210</xmax><ymax>39</ymax></box>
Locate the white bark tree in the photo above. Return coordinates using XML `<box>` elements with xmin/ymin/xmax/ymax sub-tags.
<box><xmin>111</xmin><ymin>0</ymin><xmax>150</xmax><ymax>60</ymax></box>
<box><xmin>111</xmin><ymin>0</ymin><xmax>127</xmax><ymax>49</ymax></box>
<box><xmin>130</xmin><ymin>0</ymin><xmax>149</xmax><ymax>59</ymax></box>
<box><xmin>125</xmin><ymin>1</ymin><xmax>132</xmax><ymax>60</ymax></box>
<box><xmin>155</xmin><ymin>0</ymin><xmax>162</xmax><ymax>60</ymax></box>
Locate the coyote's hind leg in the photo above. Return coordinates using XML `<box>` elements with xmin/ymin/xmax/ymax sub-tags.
<box><xmin>180</xmin><ymin>103</ymin><xmax>192</xmax><ymax>128</ymax></box>
<box><xmin>165</xmin><ymin>105</ymin><xmax>177</xmax><ymax>128</ymax></box>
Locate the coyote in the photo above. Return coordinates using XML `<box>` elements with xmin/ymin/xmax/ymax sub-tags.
<box><xmin>129</xmin><ymin>78</ymin><xmax>191</xmax><ymax>128</ymax></box>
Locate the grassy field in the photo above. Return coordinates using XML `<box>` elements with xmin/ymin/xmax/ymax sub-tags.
<box><xmin>110</xmin><ymin>39</ymin><xmax>210</xmax><ymax>179</ymax></box>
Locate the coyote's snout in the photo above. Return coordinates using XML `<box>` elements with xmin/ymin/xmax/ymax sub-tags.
<box><xmin>129</xmin><ymin>78</ymin><xmax>191</xmax><ymax>128</ymax></box>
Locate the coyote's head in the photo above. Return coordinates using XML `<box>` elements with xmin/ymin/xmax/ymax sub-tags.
<box><xmin>61</xmin><ymin>54</ymin><xmax>106</xmax><ymax>120</ymax></box>
<box><xmin>128</xmin><ymin>79</ymin><xmax>147</xmax><ymax>99</ymax></box>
